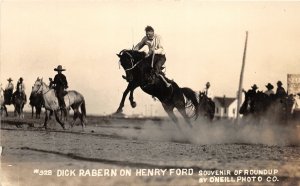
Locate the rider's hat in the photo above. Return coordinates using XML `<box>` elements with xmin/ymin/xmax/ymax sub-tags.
<box><xmin>277</xmin><ymin>81</ymin><xmax>283</xmax><ymax>86</ymax></box>
<box><xmin>54</xmin><ymin>65</ymin><xmax>66</xmax><ymax>71</ymax></box>
<box><xmin>7</xmin><ymin>78</ymin><xmax>13</xmax><ymax>82</ymax></box>
<box><xmin>265</xmin><ymin>83</ymin><xmax>274</xmax><ymax>90</ymax></box>
<box><xmin>251</xmin><ymin>84</ymin><xmax>258</xmax><ymax>90</ymax></box>
<box><xmin>19</xmin><ymin>77</ymin><xmax>23</xmax><ymax>81</ymax></box>
<box><xmin>206</xmin><ymin>82</ymin><xmax>210</xmax><ymax>86</ymax></box>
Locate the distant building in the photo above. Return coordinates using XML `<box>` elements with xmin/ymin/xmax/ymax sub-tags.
<box><xmin>213</xmin><ymin>96</ymin><xmax>237</xmax><ymax>119</ymax></box>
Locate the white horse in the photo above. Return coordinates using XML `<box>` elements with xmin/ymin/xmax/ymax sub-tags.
<box><xmin>31</xmin><ymin>78</ymin><xmax>86</xmax><ymax>130</ymax></box>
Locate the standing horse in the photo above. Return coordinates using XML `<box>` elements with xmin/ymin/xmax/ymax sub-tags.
<box><xmin>13</xmin><ymin>93</ymin><xmax>26</xmax><ymax>118</ymax></box>
<box><xmin>198</xmin><ymin>91</ymin><xmax>215</xmax><ymax>121</ymax></box>
<box><xmin>31</xmin><ymin>78</ymin><xmax>86</xmax><ymax>130</ymax></box>
<box><xmin>116</xmin><ymin>49</ymin><xmax>199</xmax><ymax>127</ymax></box>
<box><xmin>29</xmin><ymin>91</ymin><xmax>43</xmax><ymax>119</ymax></box>
<box><xmin>1</xmin><ymin>89</ymin><xmax>15</xmax><ymax>117</ymax></box>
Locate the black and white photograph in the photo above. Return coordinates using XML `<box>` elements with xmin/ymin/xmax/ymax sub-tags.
<box><xmin>0</xmin><ymin>1</ymin><xmax>299</xmax><ymax>185</ymax></box>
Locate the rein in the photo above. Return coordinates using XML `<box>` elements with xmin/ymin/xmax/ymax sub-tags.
<box><xmin>125</xmin><ymin>59</ymin><xmax>143</xmax><ymax>71</ymax></box>
<box><xmin>123</xmin><ymin>51</ymin><xmax>143</xmax><ymax>71</ymax></box>
<box><xmin>34</xmin><ymin>82</ymin><xmax>51</xmax><ymax>95</ymax></box>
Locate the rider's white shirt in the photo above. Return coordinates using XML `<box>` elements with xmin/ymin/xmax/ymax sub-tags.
<box><xmin>202</xmin><ymin>88</ymin><xmax>214</xmax><ymax>99</ymax></box>
<box><xmin>5</xmin><ymin>82</ymin><xmax>14</xmax><ymax>90</ymax></box>
<box><xmin>264</xmin><ymin>89</ymin><xmax>275</xmax><ymax>96</ymax></box>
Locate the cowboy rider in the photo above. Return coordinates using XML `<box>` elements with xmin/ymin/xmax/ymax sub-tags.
<box><xmin>4</xmin><ymin>78</ymin><xmax>14</xmax><ymax>104</ymax></box>
<box><xmin>275</xmin><ymin>80</ymin><xmax>287</xmax><ymax>99</ymax></box>
<box><xmin>243</xmin><ymin>84</ymin><xmax>258</xmax><ymax>112</ymax></box>
<box><xmin>202</xmin><ymin>82</ymin><xmax>213</xmax><ymax>100</ymax></box>
<box><xmin>14</xmin><ymin>77</ymin><xmax>27</xmax><ymax>103</ymax></box>
<box><xmin>264</xmin><ymin>83</ymin><xmax>275</xmax><ymax>96</ymax></box>
<box><xmin>52</xmin><ymin>65</ymin><xmax>68</xmax><ymax>115</ymax></box>
<box><xmin>134</xmin><ymin>26</ymin><xmax>171</xmax><ymax>87</ymax></box>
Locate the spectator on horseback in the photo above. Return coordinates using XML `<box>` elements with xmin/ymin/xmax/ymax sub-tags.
<box><xmin>202</xmin><ymin>82</ymin><xmax>213</xmax><ymax>100</ymax></box>
<box><xmin>244</xmin><ymin>84</ymin><xmax>258</xmax><ymax>97</ymax></box>
<box><xmin>5</xmin><ymin>78</ymin><xmax>14</xmax><ymax>94</ymax></box>
<box><xmin>52</xmin><ymin>65</ymin><xmax>68</xmax><ymax>115</ymax></box>
<box><xmin>4</xmin><ymin>78</ymin><xmax>14</xmax><ymax>104</ymax></box>
<box><xmin>49</xmin><ymin>77</ymin><xmax>54</xmax><ymax>88</ymax></box>
<box><xmin>133</xmin><ymin>26</ymin><xmax>170</xmax><ymax>87</ymax></box>
<box><xmin>242</xmin><ymin>84</ymin><xmax>258</xmax><ymax>113</ymax></box>
<box><xmin>275</xmin><ymin>81</ymin><xmax>287</xmax><ymax>98</ymax></box>
<box><xmin>15</xmin><ymin>77</ymin><xmax>27</xmax><ymax>103</ymax></box>
<box><xmin>264</xmin><ymin>83</ymin><xmax>275</xmax><ymax>96</ymax></box>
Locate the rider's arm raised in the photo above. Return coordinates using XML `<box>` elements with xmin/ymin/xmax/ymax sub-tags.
<box><xmin>133</xmin><ymin>36</ymin><xmax>147</xmax><ymax>50</ymax></box>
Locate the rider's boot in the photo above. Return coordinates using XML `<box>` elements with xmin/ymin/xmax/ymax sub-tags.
<box><xmin>154</xmin><ymin>70</ymin><xmax>171</xmax><ymax>87</ymax></box>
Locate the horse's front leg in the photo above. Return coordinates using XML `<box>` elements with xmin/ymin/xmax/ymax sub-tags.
<box><xmin>4</xmin><ymin>105</ymin><xmax>8</xmax><ymax>116</ymax></box>
<box><xmin>54</xmin><ymin>110</ymin><xmax>66</xmax><ymax>130</ymax></box>
<box><xmin>116</xmin><ymin>83</ymin><xmax>136</xmax><ymax>113</ymax></box>
<box><xmin>129</xmin><ymin>85</ymin><xmax>138</xmax><ymax>108</ymax></box>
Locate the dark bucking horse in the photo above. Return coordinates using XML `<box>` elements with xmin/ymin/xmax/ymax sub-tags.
<box><xmin>31</xmin><ymin>78</ymin><xmax>87</xmax><ymax>130</ymax></box>
<box><xmin>116</xmin><ymin>49</ymin><xmax>199</xmax><ymax>127</ymax></box>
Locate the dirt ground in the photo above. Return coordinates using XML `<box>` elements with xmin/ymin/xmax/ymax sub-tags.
<box><xmin>1</xmin><ymin>113</ymin><xmax>299</xmax><ymax>186</ymax></box>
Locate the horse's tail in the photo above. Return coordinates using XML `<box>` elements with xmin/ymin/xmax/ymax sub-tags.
<box><xmin>80</xmin><ymin>97</ymin><xmax>87</xmax><ymax>117</ymax></box>
<box><xmin>181</xmin><ymin>87</ymin><xmax>199</xmax><ymax>120</ymax></box>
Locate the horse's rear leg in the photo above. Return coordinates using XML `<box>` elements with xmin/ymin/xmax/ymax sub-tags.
<box><xmin>44</xmin><ymin>111</ymin><xmax>49</xmax><ymax>130</ymax></box>
<box><xmin>31</xmin><ymin>106</ymin><xmax>34</xmax><ymax>118</ymax></box>
<box><xmin>70</xmin><ymin>109</ymin><xmax>78</xmax><ymax>128</ymax></box>
<box><xmin>162</xmin><ymin>103</ymin><xmax>182</xmax><ymax>129</ymax></box>
<box><xmin>78</xmin><ymin>110</ymin><xmax>86</xmax><ymax>131</ymax></box>
<box><xmin>177</xmin><ymin>108</ymin><xmax>193</xmax><ymax>128</ymax></box>
<box><xmin>54</xmin><ymin>111</ymin><xmax>65</xmax><ymax>130</ymax></box>
<box><xmin>4</xmin><ymin>105</ymin><xmax>8</xmax><ymax>116</ymax></box>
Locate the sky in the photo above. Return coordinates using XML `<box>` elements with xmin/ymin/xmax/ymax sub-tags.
<box><xmin>0</xmin><ymin>1</ymin><xmax>300</xmax><ymax>116</ymax></box>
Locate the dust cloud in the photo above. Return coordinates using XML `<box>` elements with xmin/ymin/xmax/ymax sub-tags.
<box><xmin>118</xmin><ymin>117</ymin><xmax>299</xmax><ymax>146</ymax></box>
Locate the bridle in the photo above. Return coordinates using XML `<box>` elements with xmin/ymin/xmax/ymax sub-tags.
<box><xmin>121</xmin><ymin>51</ymin><xmax>143</xmax><ymax>71</ymax></box>
<box><xmin>33</xmin><ymin>81</ymin><xmax>51</xmax><ymax>95</ymax></box>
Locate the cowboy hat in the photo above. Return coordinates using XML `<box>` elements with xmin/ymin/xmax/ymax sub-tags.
<box><xmin>277</xmin><ymin>81</ymin><xmax>283</xmax><ymax>85</ymax></box>
<box><xmin>265</xmin><ymin>83</ymin><xmax>274</xmax><ymax>89</ymax></box>
<box><xmin>54</xmin><ymin>65</ymin><xmax>66</xmax><ymax>71</ymax></box>
<box><xmin>251</xmin><ymin>84</ymin><xmax>258</xmax><ymax>90</ymax></box>
<box><xmin>7</xmin><ymin>78</ymin><xmax>13</xmax><ymax>82</ymax></box>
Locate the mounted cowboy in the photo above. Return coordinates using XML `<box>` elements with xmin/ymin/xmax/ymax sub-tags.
<box><xmin>264</xmin><ymin>83</ymin><xmax>274</xmax><ymax>96</ymax></box>
<box><xmin>275</xmin><ymin>80</ymin><xmax>287</xmax><ymax>99</ymax></box>
<box><xmin>133</xmin><ymin>25</ymin><xmax>171</xmax><ymax>87</ymax></box>
<box><xmin>14</xmin><ymin>77</ymin><xmax>27</xmax><ymax>104</ymax></box>
<box><xmin>202</xmin><ymin>82</ymin><xmax>213</xmax><ymax>100</ymax></box>
<box><xmin>4</xmin><ymin>78</ymin><xmax>14</xmax><ymax>104</ymax></box>
<box><xmin>52</xmin><ymin>65</ymin><xmax>68</xmax><ymax>115</ymax></box>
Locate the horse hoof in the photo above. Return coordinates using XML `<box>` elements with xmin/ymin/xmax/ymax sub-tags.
<box><xmin>131</xmin><ymin>102</ymin><xmax>137</xmax><ymax>108</ymax></box>
<box><xmin>116</xmin><ymin>109</ymin><xmax>123</xmax><ymax>113</ymax></box>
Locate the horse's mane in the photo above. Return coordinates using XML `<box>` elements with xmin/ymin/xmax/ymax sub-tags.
<box><xmin>120</xmin><ymin>49</ymin><xmax>147</xmax><ymax>61</ymax></box>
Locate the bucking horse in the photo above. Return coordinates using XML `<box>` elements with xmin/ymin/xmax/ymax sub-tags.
<box><xmin>116</xmin><ymin>49</ymin><xmax>200</xmax><ymax>127</ymax></box>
